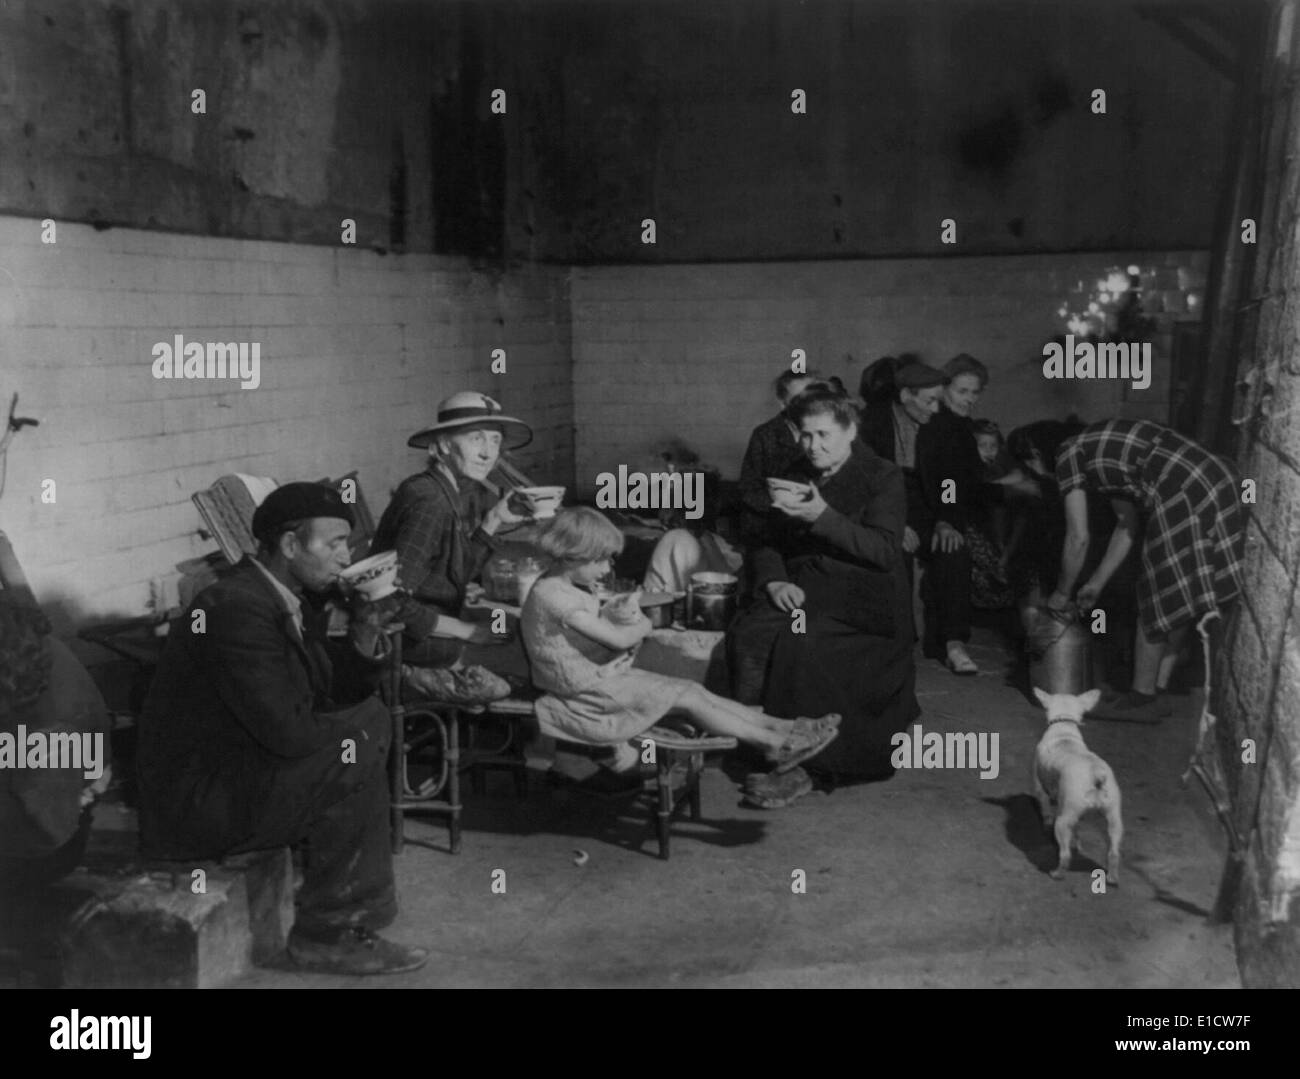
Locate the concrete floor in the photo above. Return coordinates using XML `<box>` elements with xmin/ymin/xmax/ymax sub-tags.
<box><xmin>232</xmin><ymin>628</ymin><xmax>1240</xmax><ymax>989</ymax></box>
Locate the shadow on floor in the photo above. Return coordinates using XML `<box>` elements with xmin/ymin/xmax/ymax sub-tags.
<box><xmin>411</xmin><ymin>774</ymin><xmax>772</xmax><ymax>860</ymax></box>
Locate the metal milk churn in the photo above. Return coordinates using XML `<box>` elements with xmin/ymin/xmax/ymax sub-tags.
<box><xmin>1026</xmin><ymin>605</ymin><xmax>1091</xmax><ymax>694</ymax></box>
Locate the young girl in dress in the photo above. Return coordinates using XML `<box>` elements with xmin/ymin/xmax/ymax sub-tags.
<box><xmin>521</xmin><ymin>508</ymin><xmax>838</xmax><ymax>773</ymax></box>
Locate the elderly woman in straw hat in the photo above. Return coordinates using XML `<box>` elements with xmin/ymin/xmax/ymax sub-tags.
<box><xmin>370</xmin><ymin>392</ymin><xmax>535</xmax><ymax>704</ymax></box>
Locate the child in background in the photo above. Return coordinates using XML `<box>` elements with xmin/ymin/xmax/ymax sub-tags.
<box><xmin>521</xmin><ymin>508</ymin><xmax>838</xmax><ymax>775</ymax></box>
<box><xmin>974</xmin><ymin>420</ymin><xmax>1005</xmax><ymax>478</ymax></box>
<box><xmin>973</xmin><ymin>419</ymin><xmax>1046</xmax><ymax>583</ymax></box>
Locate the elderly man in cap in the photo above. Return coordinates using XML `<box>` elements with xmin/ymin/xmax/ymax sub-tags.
<box><xmin>858</xmin><ymin>357</ymin><xmax>979</xmax><ymax>674</ymax></box>
<box><xmin>136</xmin><ymin>482</ymin><xmax>426</xmax><ymax>976</ymax></box>
<box><xmin>371</xmin><ymin>391</ymin><xmax>534</xmax><ymax>704</ymax></box>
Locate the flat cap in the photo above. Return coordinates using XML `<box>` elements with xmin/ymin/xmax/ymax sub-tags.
<box><xmin>893</xmin><ymin>360</ymin><xmax>948</xmax><ymax>390</ymax></box>
<box><xmin>251</xmin><ymin>482</ymin><xmax>354</xmax><ymax>543</ymax></box>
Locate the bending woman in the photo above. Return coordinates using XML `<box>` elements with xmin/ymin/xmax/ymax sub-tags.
<box><xmin>728</xmin><ymin>386</ymin><xmax>919</xmax><ymax>790</ymax></box>
<box><xmin>1045</xmin><ymin>418</ymin><xmax>1245</xmax><ymax>722</ymax></box>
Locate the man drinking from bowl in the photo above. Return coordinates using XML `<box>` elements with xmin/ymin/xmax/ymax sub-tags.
<box><xmin>137</xmin><ymin>482</ymin><xmax>427</xmax><ymax>976</ymax></box>
<box><xmin>370</xmin><ymin>391</ymin><xmax>537</xmax><ymax>705</ymax></box>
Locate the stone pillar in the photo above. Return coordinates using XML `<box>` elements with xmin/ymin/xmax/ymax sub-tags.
<box><xmin>1208</xmin><ymin>0</ymin><xmax>1300</xmax><ymax>989</ymax></box>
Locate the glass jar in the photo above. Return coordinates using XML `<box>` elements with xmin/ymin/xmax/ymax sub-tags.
<box><xmin>515</xmin><ymin>556</ymin><xmax>545</xmax><ymax>607</ymax></box>
<box><xmin>485</xmin><ymin>557</ymin><xmax>518</xmax><ymax>603</ymax></box>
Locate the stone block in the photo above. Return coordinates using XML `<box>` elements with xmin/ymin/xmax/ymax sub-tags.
<box><xmin>1270</xmin><ymin>632</ymin><xmax>1300</xmax><ymax>787</ymax></box>
<box><xmin>1238</xmin><ymin>525</ymin><xmax>1292</xmax><ymax>656</ymax></box>
<box><xmin>1223</xmin><ymin>603</ymin><xmax>1274</xmax><ymax>747</ymax></box>
<box><xmin>1234</xmin><ymin>847</ymin><xmax>1300</xmax><ymax>987</ymax></box>
<box><xmin>1255</xmin><ymin>753</ymin><xmax>1293</xmax><ymax>883</ymax></box>
<box><xmin>58</xmin><ymin>847</ymin><xmax>293</xmax><ymax>989</ymax></box>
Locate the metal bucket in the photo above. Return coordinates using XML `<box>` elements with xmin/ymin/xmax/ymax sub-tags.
<box><xmin>686</xmin><ymin>572</ymin><xmax>738</xmax><ymax>631</ymax></box>
<box><xmin>1025</xmin><ymin>605</ymin><xmax>1091</xmax><ymax>694</ymax></box>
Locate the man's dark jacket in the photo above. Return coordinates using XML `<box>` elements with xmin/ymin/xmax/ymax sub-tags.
<box><xmin>858</xmin><ymin>400</ymin><xmax>985</xmax><ymax>538</ymax></box>
<box><xmin>136</xmin><ymin>557</ymin><xmax>380</xmax><ymax>857</ymax></box>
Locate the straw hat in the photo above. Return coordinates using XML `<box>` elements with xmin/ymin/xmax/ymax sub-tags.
<box><xmin>406</xmin><ymin>391</ymin><xmax>533</xmax><ymax>450</ymax></box>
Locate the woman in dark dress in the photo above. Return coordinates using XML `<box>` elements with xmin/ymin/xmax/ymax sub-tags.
<box><xmin>728</xmin><ymin>387</ymin><xmax>919</xmax><ymax>797</ymax></box>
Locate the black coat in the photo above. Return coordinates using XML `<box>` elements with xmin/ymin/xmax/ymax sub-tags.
<box><xmin>737</xmin><ymin>412</ymin><xmax>803</xmax><ymax>546</ymax></box>
<box><xmin>859</xmin><ymin>400</ymin><xmax>989</xmax><ymax>538</ymax></box>
<box><xmin>137</xmin><ymin>558</ymin><xmax>383</xmax><ymax>857</ymax></box>
<box><xmin>729</xmin><ymin>440</ymin><xmax>919</xmax><ymax>779</ymax></box>
<box><xmin>916</xmin><ymin>405</ymin><xmax>986</xmax><ymax>534</ymax></box>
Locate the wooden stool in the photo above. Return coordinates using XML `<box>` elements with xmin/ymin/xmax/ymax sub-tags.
<box><xmin>478</xmin><ymin>696</ymin><xmax>737</xmax><ymax>859</ymax></box>
<box><xmin>641</xmin><ymin>723</ymin><xmax>738</xmax><ymax>860</ymax></box>
<box><xmin>384</xmin><ymin>627</ymin><xmax>463</xmax><ymax>854</ymax></box>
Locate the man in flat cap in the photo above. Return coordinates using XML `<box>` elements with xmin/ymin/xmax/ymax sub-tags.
<box><xmin>137</xmin><ymin>482</ymin><xmax>427</xmax><ymax>976</ymax></box>
<box><xmin>859</xmin><ymin>358</ymin><xmax>948</xmax><ymax>536</ymax></box>
<box><xmin>859</xmin><ymin>358</ymin><xmax>979</xmax><ymax>669</ymax></box>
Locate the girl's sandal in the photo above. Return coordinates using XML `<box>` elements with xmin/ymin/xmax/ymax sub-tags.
<box><xmin>768</xmin><ymin>725</ymin><xmax>839</xmax><ymax>774</ymax></box>
<box><xmin>795</xmin><ymin>712</ymin><xmax>842</xmax><ymax>731</ymax></box>
<box><xmin>792</xmin><ymin>718</ymin><xmax>835</xmax><ymax>744</ymax></box>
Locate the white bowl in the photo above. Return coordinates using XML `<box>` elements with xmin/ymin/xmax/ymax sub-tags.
<box><xmin>768</xmin><ymin>479</ymin><xmax>812</xmax><ymax>507</ymax></box>
<box><xmin>516</xmin><ymin>485</ymin><xmax>566</xmax><ymax>519</ymax></box>
<box><xmin>339</xmin><ymin>551</ymin><xmax>399</xmax><ymax>600</ymax></box>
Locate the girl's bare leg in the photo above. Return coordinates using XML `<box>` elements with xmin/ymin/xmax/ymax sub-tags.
<box><xmin>670</xmin><ymin>684</ymin><xmax>792</xmax><ymax>750</ymax></box>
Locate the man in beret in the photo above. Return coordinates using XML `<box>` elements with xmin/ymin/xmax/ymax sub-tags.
<box><xmin>137</xmin><ymin>482</ymin><xmax>427</xmax><ymax>976</ymax></box>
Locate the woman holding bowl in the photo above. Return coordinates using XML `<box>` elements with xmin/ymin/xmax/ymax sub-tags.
<box><xmin>370</xmin><ymin>391</ymin><xmax>543</xmax><ymax>705</ymax></box>
<box><xmin>727</xmin><ymin>385</ymin><xmax>919</xmax><ymax>805</ymax></box>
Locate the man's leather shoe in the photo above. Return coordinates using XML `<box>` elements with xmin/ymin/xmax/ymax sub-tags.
<box><xmin>287</xmin><ymin>926</ymin><xmax>429</xmax><ymax>976</ymax></box>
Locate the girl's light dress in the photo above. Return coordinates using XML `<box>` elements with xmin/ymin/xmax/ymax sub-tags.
<box><xmin>521</xmin><ymin>575</ymin><xmax>692</xmax><ymax>745</ymax></box>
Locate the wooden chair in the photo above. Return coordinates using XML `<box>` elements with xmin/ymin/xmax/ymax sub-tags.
<box><xmin>192</xmin><ymin>474</ymin><xmax>278</xmax><ymax>565</ymax></box>
<box><xmin>383</xmin><ymin>626</ymin><xmax>465</xmax><ymax>854</ymax></box>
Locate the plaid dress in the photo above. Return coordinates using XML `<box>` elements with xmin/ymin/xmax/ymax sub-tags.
<box><xmin>1056</xmin><ymin>420</ymin><xmax>1245</xmax><ymax>636</ymax></box>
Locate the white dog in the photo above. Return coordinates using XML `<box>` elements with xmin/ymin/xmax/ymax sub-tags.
<box><xmin>1032</xmin><ymin>688</ymin><xmax>1123</xmax><ymax>885</ymax></box>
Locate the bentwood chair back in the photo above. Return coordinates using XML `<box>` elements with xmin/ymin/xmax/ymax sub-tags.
<box><xmin>191</xmin><ymin>474</ymin><xmax>279</xmax><ymax>565</ymax></box>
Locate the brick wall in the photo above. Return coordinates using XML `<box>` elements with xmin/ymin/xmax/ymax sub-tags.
<box><xmin>571</xmin><ymin>252</ymin><xmax>1206</xmax><ymax>495</ymax></box>
<box><xmin>0</xmin><ymin>216</ymin><xmax>571</xmax><ymax>630</ymax></box>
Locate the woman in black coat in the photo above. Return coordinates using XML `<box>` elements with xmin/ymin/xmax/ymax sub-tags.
<box><xmin>727</xmin><ymin>387</ymin><xmax>918</xmax><ymax>793</ymax></box>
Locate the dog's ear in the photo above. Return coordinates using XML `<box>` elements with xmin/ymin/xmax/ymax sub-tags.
<box><xmin>1079</xmin><ymin>688</ymin><xmax>1102</xmax><ymax>713</ymax></box>
<box><xmin>1032</xmin><ymin>687</ymin><xmax>1051</xmax><ymax>707</ymax></box>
